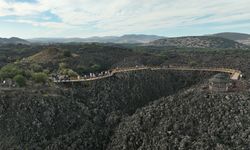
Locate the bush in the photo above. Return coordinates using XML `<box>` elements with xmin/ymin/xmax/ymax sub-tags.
<box><xmin>59</xmin><ymin>69</ymin><xmax>78</xmax><ymax>77</ymax></box>
<box><xmin>189</xmin><ymin>61</ymin><xmax>198</xmax><ymax>67</ymax></box>
<box><xmin>32</xmin><ymin>72</ymin><xmax>48</xmax><ymax>83</ymax></box>
<box><xmin>13</xmin><ymin>75</ymin><xmax>26</xmax><ymax>87</ymax></box>
<box><xmin>59</xmin><ymin>63</ymin><xmax>68</xmax><ymax>70</ymax></box>
<box><xmin>67</xmin><ymin>69</ymin><xmax>78</xmax><ymax>77</ymax></box>
<box><xmin>0</xmin><ymin>64</ymin><xmax>23</xmax><ymax>79</ymax></box>
<box><xmin>90</xmin><ymin>64</ymin><xmax>101</xmax><ymax>72</ymax></box>
<box><xmin>63</xmin><ymin>50</ymin><xmax>72</xmax><ymax>57</ymax></box>
<box><xmin>31</xmin><ymin>64</ymin><xmax>43</xmax><ymax>72</ymax></box>
<box><xmin>43</xmin><ymin>69</ymin><xmax>50</xmax><ymax>75</ymax></box>
<box><xmin>76</xmin><ymin>66</ymin><xmax>89</xmax><ymax>74</ymax></box>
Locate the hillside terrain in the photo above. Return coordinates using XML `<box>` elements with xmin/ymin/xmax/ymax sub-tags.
<box><xmin>0</xmin><ymin>41</ymin><xmax>250</xmax><ymax>149</ymax></box>
<box><xmin>19</xmin><ymin>44</ymin><xmax>164</xmax><ymax>75</ymax></box>
<box><xmin>147</xmin><ymin>36</ymin><xmax>248</xmax><ymax>49</ymax></box>
<box><xmin>0</xmin><ymin>44</ymin><xmax>42</xmax><ymax>67</ymax></box>
<box><xmin>0</xmin><ymin>70</ymin><xmax>212</xmax><ymax>149</ymax></box>
<box><xmin>212</xmin><ymin>32</ymin><xmax>250</xmax><ymax>45</ymax></box>
<box><xmin>108</xmin><ymin>88</ymin><xmax>250</xmax><ymax>150</ymax></box>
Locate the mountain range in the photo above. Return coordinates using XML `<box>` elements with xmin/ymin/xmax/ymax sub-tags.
<box><xmin>27</xmin><ymin>34</ymin><xmax>165</xmax><ymax>44</ymax></box>
<box><xmin>1</xmin><ymin>32</ymin><xmax>250</xmax><ymax>48</ymax></box>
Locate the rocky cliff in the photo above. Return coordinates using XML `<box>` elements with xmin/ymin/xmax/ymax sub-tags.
<box><xmin>108</xmin><ymin>88</ymin><xmax>250</xmax><ymax>150</ymax></box>
<box><xmin>0</xmin><ymin>70</ymin><xmax>213</xmax><ymax>150</ymax></box>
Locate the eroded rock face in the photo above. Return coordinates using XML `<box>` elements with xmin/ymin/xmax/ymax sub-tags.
<box><xmin>108</xmin><ymin>89</ymin><xmax>250</xmax><ymax>150</ymax></box>
<box><xmin>0</xmin><ymin>71</ymin><xmax>211</xmax><ymax>150</ymax></box>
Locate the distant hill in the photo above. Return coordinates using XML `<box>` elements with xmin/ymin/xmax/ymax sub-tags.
<box><xmin>22</xmin><ymin>44</ymin><xmax>163</xmax><ymax>73</ymax></box>
<box><xmin>28</xmin><ymin>34</ymin><xmax>165</xmax><ymax>44</ymax></box>
<box><xmin>211</xmin><ymin>32</ymin><xmax>250</xmax><ymax>45</ymax></box>
<box><xmin>146</xmin><ymin>36</ymin><xmax>248</xmax><ymax>49</ymax></box>
<box><xmin>0</xmin><ymin>37</ymin><xmax>30</xmax><ymax>45</ymax></box>
<box><xmin>212</xmin><ymin>32</ymin><xmax>250</xmax><ymax>41</ymax></box>
<box><xmin>22</xmin><ymin>44</ymin><xmax>137</xmax><ymax>72</ymax></box>
<box><xmin>27</xmin><ymin>47</ymin><xmax>67</xmax><ymax>64</ymax></box>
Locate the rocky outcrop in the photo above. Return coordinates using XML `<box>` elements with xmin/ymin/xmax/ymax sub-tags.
<box><xmin>108</xmin><ymin>88</ymin><xmax>250</xmax><ymax>150</ymax></box>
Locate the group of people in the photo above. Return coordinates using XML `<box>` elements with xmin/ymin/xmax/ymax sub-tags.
<box><xmin>52</xmin><ymin>70</ymin><xmax>113</xmax><ymax>82</ymax></box>
<box><xmin>53</xmin><ymin>65</ymin><xmax>149</xmax><ymax>82</ymax></box>
<box><xmin>82</xmin><ymin>70</ymin><xmax>112</xmax><ymax>79</ymax></box>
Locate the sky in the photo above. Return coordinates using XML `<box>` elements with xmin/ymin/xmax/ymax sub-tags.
<box><xmin>0</xmin><ymin>0</ymin><xmax>250</xmax><ymax>38</ymax></box>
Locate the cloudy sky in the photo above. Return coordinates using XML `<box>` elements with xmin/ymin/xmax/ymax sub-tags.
<box><xmin>0</xmin><ymin>0</ymin><xmax>250</xmax><ymax>38</ymax></box>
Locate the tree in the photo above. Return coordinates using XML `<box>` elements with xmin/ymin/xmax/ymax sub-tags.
<box><xmin>90</xmin><ymin>64</ymin><xmax>101</xmax><ymax>72</ymax></box>
<box><xmin>67</xmin><ymin>69</ymin><xmax>78</xmax><ymax>77</ymax></box>
<box><xmin>63</xmin><ymin>50</ymin><xmax>72</xmax><ymax>57</ymax></box>
<box><xmin>76</xmin><ymin>66</ymin><xmax>89</xmax><ymax>74</ymax></box>
<box><xmin>189</xmin><ymin>60</ymin><xmax>198</xmax><ymax>67</ymax></box>
<box><xmin>31</xmin><ymin>63</ymin><xmax>43</xmax><ymax>72</ymax></box>
<box><xmin>32</xmin><ymin>72</ymin><xmax>48</xmax><ymax>83</ymax></box>
<box><xmin>59</xmin><ymin>69</ymin><xmax>78</xmax><ymax>77</ymax></box>
<box><xmin>59</xmin><ymin>63</ymin><xmax>67</xmax><ymax>70</ymax></box>
<box><xmin>0</xmin><ymin>64</ymin><xmax>23</xmax><ymax>79</ymax></box>
<box><xmin>43</xmin><ymin>69</ymin><xmax>50</xmax><ymax>75</ymax></box>
<box><xmin>13</xmin><ymin>75</ymin><xmax>26</xmax><ymax>87</ymax></box>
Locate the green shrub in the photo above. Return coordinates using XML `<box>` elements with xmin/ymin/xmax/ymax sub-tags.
<box><xmin>24</xmin><ymin>70</ymin><xmax>32</xmax><ymax>79</ymax></box>
<box><xmin>76</xmin><ymin>66</ymin><xmax>89</xmax><ymax>74</ymax></box>
<box><xmin>31</xmin><ymin>64</ymin><xmax>43</xmax><ymax>72</ymax></box>
<box><xmin>59</xmin><ymin>69</ymin><xmax>78</xmax><ymax>77</ymax></box>
<box><xmin>67</xmin><ymin>69</ymin><xmax>78</xmax><ymax>77</ymax></box>
<box><xmin>43</xmin><ymin>69</ymin><xmax>50</xmax><ymax>75</ymax></box>
<box><xmin>13</xmin><ymin>75</ymin><xmax>26</xmax><ymax>87</ymax></box>
<box><xmin>90</xmin><ymin>64</ymin><xmax>101</xmax><ymax>72</ymax></box>
<box><xmin>59</xmin><ymin>63</ymin><xmax>68</xmax><ymax>70</ymax></box>
<box><xmin>0</xmin><ymin>64</ymin><xmax>23</xmax><ymax>79</ymax></box>
<box><xmin>189</xmin><ymin>61</ymin><xmax>198</xmax><ymax>67</ymax></box>
<box><xmin>32</xmin><ymin>72</ymin><xmax>48</xmax><ymax>83</ymax></box>
<box><xmin>63</xmin><ymin>50</ymin><xmax>72</xmax><ymax>57</ymax></box>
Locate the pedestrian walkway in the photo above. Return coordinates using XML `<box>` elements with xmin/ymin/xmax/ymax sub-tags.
<box><xmin>53</xmin><ymin>65</ymin><xmax>242</xmax><ymax>83</ymax></box>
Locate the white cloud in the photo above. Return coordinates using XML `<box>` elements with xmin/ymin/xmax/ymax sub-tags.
<box><xmin>0</xmin><ymin>0</ymin><xmax>250</xmax><ymax>37</ymax></box>
<box><xmin>5</xmin><ymin>18</ymin><xmax>69</xmax><ymax>28</ymax></box>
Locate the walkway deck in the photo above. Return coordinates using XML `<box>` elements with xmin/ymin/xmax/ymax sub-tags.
<box><xmin>53</xmin><ymin>66</ymin><xmax>242</xmax><ymax>83</ymax></box>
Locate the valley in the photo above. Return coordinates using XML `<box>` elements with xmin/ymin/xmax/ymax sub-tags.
<box><xmin>0</xmin><ymin>33</ymin><xmax>250</xmax><ymax>150</ymax></box>
<box><xmin>1</xmin><ymin>0</ymin><xmax>250</xmax><ymax>149</ymax></box>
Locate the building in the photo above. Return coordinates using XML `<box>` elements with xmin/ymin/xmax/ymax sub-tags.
<box><xmin>209</xmin><ymin>73</ymin><xmax>232</xmax><ymax>92</ymax></box>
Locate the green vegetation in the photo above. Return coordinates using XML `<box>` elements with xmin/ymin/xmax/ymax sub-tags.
<box><xmin>13</xmin><ymin>74</ymin><xmax>26</xmax><ymax>87</ymax></box>
<box><xmin>32</xmin><ymin>72</ymin><xmax>48</xmax><ymax>83</ymax></box>
<box><xmin>0</xmin><ymin>64</ymin><xmax>24</xmax><ymax>79</ymax></box>
<box><xmin>0</xmin><ymin>44</ymin><xmax>41</xmax><ymax>68</ymax></box>
<box><xmin>59</xmin><ymin>62</ymin><xmax>68</xmax><ymax>70</ymax></box>
<box><xmin>0</xmin><ymin>42</ymin><xmax>249</xmax><ymax>87</ymax></box>
<box><xmin>58</xmin><ymin>62</ymin><xmax>78</xmax><ymax>77</ymax></box>
<box><xmin>75</xmin><ymin>66</ymin><xmax>89</xmax><ymax>74</ymax></box>
<box><xmin>1</xmin><ymin>41</ymin><xmax>250</xmax><ymax>150</ymax></box>
<box><xmin>59</xmin><ymin>68</ymin><xmax>78</xmax><ymax>77</ymax></box>
<box><xmin>189</xmin><ymin>60</ymin><xmax>198</xmax><ymax>67</ymax></box>
<box><xmin>63</xmin><ymin>50</ymin><xmax>72</xmax><ymax>57</ymax></box>
<box><xmin>90</xmin><ymin>64</ymin><xmax>101</xmax><ymax>72</ymax></box>
<box><xmin>30</xmin><ymin>63</ymin><xmax>43</xmax><ymax>72</ymax></box>
<box><xmin>43</xmin><ymin>69</ymin><xmax>50</xmax><ymax>75</ymax></box>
